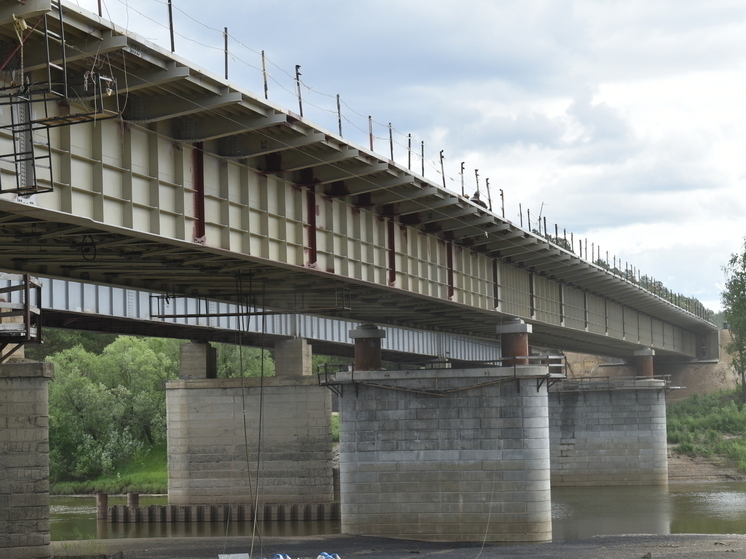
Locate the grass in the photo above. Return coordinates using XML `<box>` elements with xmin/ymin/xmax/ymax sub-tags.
<box><xmin>668</xmin><ymin>389</ymin><xmax>746</xmax><ymax>471</ymax></box>
<box><xmin>51</xmin><ymin>443</ymin><xmax>168</xmax><ymax>495</ymax></box>
<box><xmin>332</xmin><ymin>413</ymin><xmax>339</xmax><ymax>443</ymax></box>
<box><xmin>56</xmin><ymin>533</ymin><xmax>107</xmax><ymax>555</ymax></box>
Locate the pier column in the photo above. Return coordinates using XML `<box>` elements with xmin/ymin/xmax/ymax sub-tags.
<box><xmin>275</xmin><ymin>338</ymin><xmax>313</xmax><ymax>376</ymax></box>
<box><xmin>179</xmin><ymin>342</ymin><xmax>217</xmax><ymax>379</ymax></box>
<box><xmin>0</xmin><ymin>361</ymin><xmax>54</xmax><ymax>559</ymax></box>
<box><xmin>497</xmin><ymin>319</ymin><xmax>532</xmax><ymax>365</ymax></box>
<box><xmin>338</xmin><ymin>366</ymin><xmax>552</xmax><ymax>542</ymax></box>
<box><xmin>634</xmin><ymin>347</ymin><xmax>655</xmax><ymax>378</ymax></box>
<box><xmin>349</xmin><ymin>323</ymin><xmax>386</xmax><ymax>371</ymax></box>
<box><xmin>166</xmin><ymin>376</ymin><xmax>333</xmax><ymax>507</ymax></box>
<box><xmin>549</xmin><ymin>378</ymin><xmax>668</xmax><ymax>486</ymax></box>
<box><xmin>127</xmin><ymin>493</ymin><xmax>139</xmax><ymax>508</ymax></box>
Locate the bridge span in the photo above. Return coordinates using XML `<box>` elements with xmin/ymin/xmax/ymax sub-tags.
<box><xmin>0</xmin><ymin>1</ymin><xmax>717</xmax><ymax>362</ymax></box>
<box><xmin>0</xmin><ymin>1</ymin><xmax>719</xmax><ymax>553</ymax></box>
<box><xmin>10</xmin><ymin>275</ymin><xmax>502</xmax><ymax>363</ymax></box>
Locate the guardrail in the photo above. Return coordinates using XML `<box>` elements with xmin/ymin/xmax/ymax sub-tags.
<box><xmin>552</xmin><ymin>374</ymin><xmax>672</xmax><ymax>392</ymax></box>
<box><xmin>317</xmin><ymin>355</ymin><xmax>568</xmax><ymax>396</ymax></box>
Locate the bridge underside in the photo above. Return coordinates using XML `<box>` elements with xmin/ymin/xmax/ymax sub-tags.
<box><xmin>0</xmin><ymin>203</ymin><xmax>699</xmax><ymax>360</ymax></box>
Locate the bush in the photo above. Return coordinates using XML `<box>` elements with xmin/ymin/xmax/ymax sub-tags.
<box><xmin>48</xmin><ymin>337</ymin><xmax>182</xmax><ymax>481</ymax></box>
<box><xmin>668</xmin><ymin>388</ymin><xmax>746</xmax><ymax>471</ymax></box>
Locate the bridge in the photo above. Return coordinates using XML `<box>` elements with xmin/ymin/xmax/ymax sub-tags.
<box><xmin>4</xmin><ymin>274</ymin><xmax>502</xmax><ymax>363</ymax></box>
<box><xmin>0</xmin><ymin>1</ymin><xmax>718</xmax><ymax>554</ymax></box>
<box><xmin>0</xmin><ymin>1</ymin><xmax>716</xmax><ymax>361</ymax></box>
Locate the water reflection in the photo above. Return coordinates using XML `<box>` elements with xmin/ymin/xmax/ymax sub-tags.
<box><xmin>669</xmin><ymin>482</ymin><xmax>746</xmax><ymax>534</ymax></box>
<box><xmin>51</xmin><ymin>496</ymin><xmax>340</xmax><ymax>541</ymax></box>
<box><xmin>53</xmin><ymin>483</ymin><xmax>746</xmax><ymax>543</ymax></box>
<box><xmin>551</xmin><ymin>482</ymin><xmax>746</xmax><ymax>542</ymax></box>
<box><xmin>551</xmin><ymin>485</ymin><xmax>671</xmax><ymax>541</ymax></box>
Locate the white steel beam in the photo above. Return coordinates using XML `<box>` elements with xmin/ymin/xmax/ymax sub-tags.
<box><xmin>242</xmin><ymin>131</ymin><xmax>327</xmax><ymax>159</ymax></box>
<box><xmin>137</xmin><ymin>91</ymin><xmax>243</xmax><ymax>123</ymax></box>
<box><xmin>308</xmin><ymin>161</ymin><xmax>391</xmax><ymax>186</ymax></box>
<box><xmin>175</xmin><ymin>112</ymin><xmax>287</xmax><ymax>141</ymax></box>
<box><xmin>24</xmin><ymin>33</ymin><xmax>129</xmax><ymax>72</ymax></box>
<box><xmin>111</xmin><ymin>64</ymin><xmax>191</xmax><ymax>95</ymax></box>
<box><xmin>280</xmin><ymin>147</ymin><xmax>360</xmax><ymax>172</ymax></box>
<box><xmin>0</xmin><ymin>0</ymin><xmax>50</xmax><ymax>26</ymax></box>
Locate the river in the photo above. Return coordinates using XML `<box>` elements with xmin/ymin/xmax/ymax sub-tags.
<box><xmin>52</xmin><ymin>482</ymin><xmax>746</xmax><ymax>542</ymax></box>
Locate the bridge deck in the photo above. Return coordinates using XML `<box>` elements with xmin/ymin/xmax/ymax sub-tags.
<box><xmin>0</xmin><ymin>1</ymin><xmax>716</xmax><ymax>359</ymax></box>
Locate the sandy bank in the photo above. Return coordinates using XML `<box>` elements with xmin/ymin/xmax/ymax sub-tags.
<box><xmin>52</xmin><ymin>533</ymin><xmax>746</xmax><ymax>559</ymax></box>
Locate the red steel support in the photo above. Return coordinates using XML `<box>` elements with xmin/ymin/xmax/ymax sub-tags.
<box><xmin>634</xmin><ymin>347</ymin><xmax>655</xmax><ymax>378</ymax></box>
<box><xmin>192</xmin><ymin>142</ymin><xmax>205</xmax><ymax>244</ymax></box>
<box><xmin>349</xmin><ymin>323</ymin><xmax>386</xmax><ymax>371</ymax></box>
<box><xmin>497</xmin><ymin>319</ymin><xmax>532</xmax><ymax>366</ymax></box>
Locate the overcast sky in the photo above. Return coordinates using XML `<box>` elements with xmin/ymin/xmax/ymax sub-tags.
<box><xmin>71</xmin><ymin>0</ymin><xmax>746</xmax><ymax>311</ymax></box>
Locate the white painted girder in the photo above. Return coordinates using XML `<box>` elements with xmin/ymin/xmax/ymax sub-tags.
<box><xmin>0</xmin><ymin>1</ymin><xmax>717</xmax><ymax>360</ymax></box>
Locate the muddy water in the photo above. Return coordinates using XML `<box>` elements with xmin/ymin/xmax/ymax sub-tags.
<box><xmin>552</xmin><ymin>482</ymin><xmax>746</xmax><ymax>541</ymax></box>
<box><xmin>52</xmin><ymin>482</ymin><xmax>746</xmax><ymax>542</ymax></box>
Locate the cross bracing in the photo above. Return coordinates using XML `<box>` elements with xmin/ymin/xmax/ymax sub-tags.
<box><xmin>0</xmin><ymin>1</ymin><xmax>717</xmax><ymax>360</ymax></box>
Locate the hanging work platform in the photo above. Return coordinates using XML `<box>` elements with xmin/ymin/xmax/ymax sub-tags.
<box><xmin>0</xmin><ymin>0</ymin><xmax>119</xmax><ymax>196</ymax></box>
<box><xmin>0</xmin><ymin>273</ymin><xmax>42</xmax><ymax>362</ymax></box>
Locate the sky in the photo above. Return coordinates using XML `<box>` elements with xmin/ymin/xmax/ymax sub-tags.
<box><xmin>69</xmin><ymin>0</ymin><xmax>746</xmax><ymax>312</ymax></box>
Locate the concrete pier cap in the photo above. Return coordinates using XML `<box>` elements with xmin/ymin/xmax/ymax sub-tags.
<box><xmin>349</xmin><ymin>323</ymin><xmax>386</xmax><ymax>371</ymax></box>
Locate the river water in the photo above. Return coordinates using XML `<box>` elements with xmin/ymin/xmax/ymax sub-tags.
<box><xmin>52</xmin><ymin>482</ymin><xmax>746</xmax><ymax>542</ymax></box>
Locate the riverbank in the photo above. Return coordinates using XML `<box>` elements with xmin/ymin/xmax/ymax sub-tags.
<box><xmin>667</xmin><ymin>446</ymin><xmax>745</xmax><ymax>482</ymax></box>
<box><xmin>51</xmin><ymin>533</ymin><xmax>746</xmax><ymax>559</ymax></box>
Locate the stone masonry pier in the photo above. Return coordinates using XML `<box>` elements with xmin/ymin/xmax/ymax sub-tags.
<box><xmin>334</xmin><ymin>366</ymin><xmax>557</xmax><ymax>543</ymax></box>
<box><xmin>0</xmin><ymin>361</ymin><xmax>53</xmax><ymax>559</ymax></box>
<box><xmin>165</xmin><ymin>376</ymin><xmax>333</xmax><ymax>508</ymax></box>
<box><xmin>549</xmin><ymin>377</ymin><xmax>669</xmax><ymax>486</ymax></box>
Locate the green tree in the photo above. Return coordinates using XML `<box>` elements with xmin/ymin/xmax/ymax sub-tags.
<box><xmin>213</xmin><ymin>343</ymin><xmax>275</xmax><ymax>377</ymax></box>
<box><xmin>312</xmin><ymin>353</ymin><xmax>352</xmax><ymax>374</ymax></box>
<box><xmin>723</xmin><ymin>242</ymin><xmax>746</xmax><ymax>403</ymax></box>
<box><xmin>25</xmin><ymin>328</ymin><xmax>117</xmax><ymax>361</ymax></box>
<box><xmin>48</xmin><ymin>336</ymin><xmax>182</xmax><ymax>480</ymax></box>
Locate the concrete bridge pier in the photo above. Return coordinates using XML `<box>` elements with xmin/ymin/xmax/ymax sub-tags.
<box><xmin>166</xmin><ymin>341</ymin><xmax>333</xmax><ymax>510</ymax></box>
<box><xmin>549</xmin><ymin>378</ymin><xmax>668</xmax><ymax>487</ymax></box>
<box><xmin>337</xmin><ymin>359</ymin><xmax>553</xmax><ymax>541</ymax></box>
<box><xmin>0</xmin><ymin>361</ymin><xmax>53</xmax><ymax>559</ymax></box>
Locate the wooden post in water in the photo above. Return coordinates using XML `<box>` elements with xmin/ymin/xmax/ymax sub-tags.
<box><xmin>96</xmin><ymin>493</ymin><xmax>108</xmax><ymax>520</ymax></box>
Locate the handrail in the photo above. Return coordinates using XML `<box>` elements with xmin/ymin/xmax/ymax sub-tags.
<box><xmin>553</xmin><ymin>374</ymin><xmax>672</xmax><ymax>392</ymax></box>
